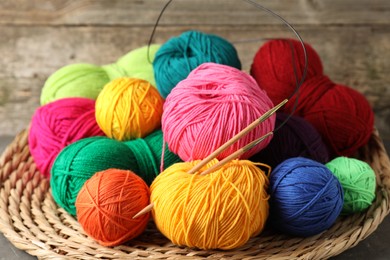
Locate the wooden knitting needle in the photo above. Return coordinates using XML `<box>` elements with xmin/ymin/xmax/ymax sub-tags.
<box><xmin>187</xmin><ymin>98</ymin><xmax>287</xmax><ymax>174</ymax></box>
<box><xmin>199</xmin><ymin>131</ymin><xmax>273</xmax><ymax>176</ymax></box>
<box><xmin>132</xmin><ymin>98</ymin><xmax>287</xmax><ymax>219</ymax></box>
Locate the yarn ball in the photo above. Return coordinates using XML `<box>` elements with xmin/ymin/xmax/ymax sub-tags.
<box><xmin>250</xmin><ymin>112</ymin><xmax>329</xmax><ymax>168</ymax></box>
<box><xmin>41</xmin><ymin>64</ymin><xmax>110</xmax><ymax>105</ymax></box>
<box><xmin>50</xmin><ymin>130</ymin><xmax>181</xmax><ymax>214</ymax></box>
<box><xmin>151</xmin><ymin>159</ymin><xmax>269</xmax><ymax>250</ymax></box>
<box><xmin>250</xmin><ymin>38</ymin><xmax>323</xmax><ymax>105</ymax></box>
<box><xmin>153</xmin><ymin>30</ymin><xmax>242</xmax><ymax>98</ymax></box>
<box><xmin>250</xmin><ymin>39</ymin><xmax>374</xmax><ymax>157</ymax></box>
<box><xmin>326</xmin><ymin>157</ymin><xmax>376</xmax><ymax>214</ymax></box>
<box><xmin>124</xmin><ymin>129</ymin><xmax>182</xmax><ymax>185</ymax></box>
<box><xmin>269</xmin><ymin>157</ymin><xmax>344</xmax><ymax>237</ymax></box>
<box><xmin>76</xmin><ymin>169</ymin><xmax>150</xmax><ymax>246</ymax></box>
<box><xmin>41</xmin><ymin>45</ymin><xmax>160</xmax><ymax>105</ymax></box>
<box><xmin>29</xmin><ymin>97</ymin><xmax>104</xmax><ymax>178</ymax></box>
<box><xmin>95</xmin><ymin>77</ymin><xmax>164</xmax><ymax>141</ymax></box>
<box><xmin>115</xmin><ymin>44</ymin><xmax>160</xmax><ymax>87</ymax></box>
<box><xmin>50</xmin><ymin>137</ymin><xmax>138</xmax><ymax>215</ymax></box>
<box><xmin>162</xmin><ymin>62</ymin><xmax>275</xmax><ymax>161</ymax></box>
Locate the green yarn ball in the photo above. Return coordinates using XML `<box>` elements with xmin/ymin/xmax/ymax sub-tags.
<box><xmin>116</xmin><ymin>44</ymin><xmax>160</xmax><ymax>87</ymax></box>
<box><xmin>41</xmin><ymin>45</ymin><xmax>160</xmax><ymax>105</ymax></box>
<box><xmin>326</xmin><ymin>157</ymin><xmax>376</xmax><ymax>214</ymax></box>
<box><xmin>41</xmin><ymin>64</ymin><xmax>110</xmax><ymax>105</ymax></box>
<box><xmin>50</xmin><ymin>130</ymin><xmax>181</xmax><ymax>215</ymax></box>
<box><xmin>124</xmin><ymin>129</ymin><xmax>182</xmax><ymax>185</ymax></box>
<box><xmin>50</xmin><ymin>137</ymin><xmax>138</xmax><ymax>216</ymax></box>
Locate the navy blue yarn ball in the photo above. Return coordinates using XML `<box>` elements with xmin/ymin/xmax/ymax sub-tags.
<box><xmin>269</xmin><ymin>157</ymin><xmax>343</xmax><ymax>237</ymax></box>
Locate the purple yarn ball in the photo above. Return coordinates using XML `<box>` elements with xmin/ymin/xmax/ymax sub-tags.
<box><xmin>250</xmin><ymin>113</ymin><xmax>330</xmax><ymax>168</ymax></box>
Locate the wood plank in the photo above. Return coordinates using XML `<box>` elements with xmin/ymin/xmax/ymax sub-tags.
<box><xmin>0</xmin><ymin>0</ymin><xmax>389</xmax><ymax>26</ymax></box>
<box><xmin>1</xmin><ymin>25</ymin><xmax>389</xmax><ymax>139</ymax></box>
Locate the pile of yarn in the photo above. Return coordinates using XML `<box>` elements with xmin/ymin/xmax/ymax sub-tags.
<box><xmin>29</xmin><ymin>44</ymin><xmax>181</xmax><ymax>246</ymax></box>
<box><xmin>250</xmin><ymin>39</ymin><xmax>374</xmax><ymax>157</ymax></box>
<box><xmin>249</xmin><ymin>38</ymin><xmax>377</xmax><ymax>237</ymax></box>
<box><xmin>28</xmin><ymin>28</ymin><xmax>377</xmax><ymax>250</ymax></box>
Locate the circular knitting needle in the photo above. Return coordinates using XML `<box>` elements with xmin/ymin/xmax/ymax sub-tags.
<box><xmin>132</xmin><ymin>99</ymin><xmax>286</xmax><ymax>219</ymax></box>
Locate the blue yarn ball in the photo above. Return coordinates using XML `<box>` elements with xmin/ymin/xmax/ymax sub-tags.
<box><xmin>153</xmin><ymin>30</ymin><xmax>242</xmax><ymax>98</ymax></box>
<box><xmin>269</xmin><ymin>157</ymin><xmax>344</xmax><ymax>237</ymax></box>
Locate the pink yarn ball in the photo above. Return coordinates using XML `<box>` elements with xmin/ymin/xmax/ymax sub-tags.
<box><xmin>162</xmin><ymin>62</ymin><xmax>275</xmax><ymax>161</ymax></box>
<box><xmin>29</xmin><ymin>98</ymin><xmax>105</xmax><ymax>178</ymax></box>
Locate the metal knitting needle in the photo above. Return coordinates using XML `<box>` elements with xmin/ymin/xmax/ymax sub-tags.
<box><xmin>132</xmin><ymin>99</ymin><xmax>287</xmax><ymax>219</ymax></box>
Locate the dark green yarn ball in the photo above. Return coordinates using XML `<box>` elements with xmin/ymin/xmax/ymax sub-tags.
<box><xmin>50</xmin><ymin>136</ymin><xmax>137</xmax><ymax>216</ymax></box>
<box><xmin>124</xmin><ymin>129</ymin><xmax>182</xmax><ymax>185</ymax></box>
<box><xmin>50</xmin><ymin>130</ymin><xmax>181</xmax><ymax>216</ymax></box>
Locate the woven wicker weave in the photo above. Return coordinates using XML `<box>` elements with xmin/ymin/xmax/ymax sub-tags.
<box><xmin>0</xmin><ymin>129</ymin><xmax>389</xmax><ymax>259</ymax></box>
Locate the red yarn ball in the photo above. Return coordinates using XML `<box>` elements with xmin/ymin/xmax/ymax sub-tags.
<box><xmin>28</xmin><ymin>97</ymin><xmax>105</xmax><ymax>178</ymax></box>
<box><xmin>304</xmin><ymin>83</ymin><xmax>374</xmax><ymax>156</ymax></box>
<box><xmin>250</xmin><ymin>38</ymin><xmax>323</xmax><ymax>105</ymax></box>
<box><xmin>76</xmin><ymin>169</ymin><xmax>150</xmax><ymax>247</ymax></box>
<box><xmin>250</xmin><ymin>39</ymin><xmax>374</xmax><ymax>157</ymax></box>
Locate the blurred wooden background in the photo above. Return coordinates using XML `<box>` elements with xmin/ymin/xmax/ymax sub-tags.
<box><xmin>0</xmin><ymin>0</ymin><xmax>389</xmax><ymax>141</ymax></box>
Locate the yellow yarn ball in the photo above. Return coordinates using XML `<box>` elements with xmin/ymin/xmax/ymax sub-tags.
<box><xmin>150</xmin><ymin>159</ymin><xmax>270</xmax><ymax>250</ymax></box>
<box><xmin>96</xmin><ymin>77</ymin><xmax>164</xmax><ymax>141</ymax></box>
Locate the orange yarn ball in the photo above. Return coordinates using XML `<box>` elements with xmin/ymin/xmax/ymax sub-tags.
<box><xmin>96</xmin><ymin>77</ymin><xmax>164</xmax><ymax>141</ymax></box>
<box><xmin>76</xmin><ymin>169</ymin><xmax>150</xmax><ymax>246</ymax></box>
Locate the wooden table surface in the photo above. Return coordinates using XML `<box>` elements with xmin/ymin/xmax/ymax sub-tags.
<box><xmin>0</xmin><ymin>0</ymin><xmax>389</xmax><ymax>259</ymax></box>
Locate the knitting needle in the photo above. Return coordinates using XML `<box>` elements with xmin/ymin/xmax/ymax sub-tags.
<box><xmin>199</xmin><ymin>131</ymin><xmax>273</xmax><ymax>175</ymax></box>
<box><xmin>133</xmin><ymin>99</ymin><xmax>287</xmax><ymax>219</ymax></box>
<box><xmin>132</xmin><ymin>131</ymin><xmax>272</xmax><ymax>219</ymax></box>
<box><xmin>187</xmin><ymin>98</ymin><xmax>287</xmax><ymax>174</ymax></box>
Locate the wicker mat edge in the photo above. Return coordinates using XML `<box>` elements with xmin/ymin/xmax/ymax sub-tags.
<box><xmin>0</xmin><ymin>129</ymin><xmax>389</xmax><ymax>259</ymax></box>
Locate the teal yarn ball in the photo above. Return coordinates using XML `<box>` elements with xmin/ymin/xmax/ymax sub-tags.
<box><xmin>153</xmin><ymin>30</ymin><xmax>242</xmax><ymax>98</ymax></box>
<box><xmin>124</xmin><ymin>130</ymin><xmax>182</xmax><ymax>185</ymax></box>
<box><xmin>51</xmin><ymin>131</ymin><xmax>181</xmax><ymax>215</ymax></box>
<box><xmin>51</xmin><ymin>137</ymin><xmax>138</xmax><ymax>216</ymax></box>
<box><xmin>326</xmin><ymin>157</ymin><xmax>376</xmax><ymax>214</ymax></box>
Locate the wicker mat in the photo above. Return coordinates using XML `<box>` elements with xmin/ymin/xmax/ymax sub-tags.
<box><xmin>1</xmin><ymin>129</ymin><xmax>390</xmax><ymax>259</ymax></box>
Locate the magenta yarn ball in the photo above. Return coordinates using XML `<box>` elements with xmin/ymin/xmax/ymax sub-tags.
<box><xmin>162</xmin><ymin>62</ymin><xmax>275</xmax><ymax>161</ymax></box>
<box><xmin>28</xmin><ymin>97</ymin><xmax>105</xmax><ymax>178</ymax></box>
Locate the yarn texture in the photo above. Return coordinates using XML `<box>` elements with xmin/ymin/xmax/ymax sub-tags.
<box><xmin>151</xmin><ymin>159</ymin><xmax>269</xmax><ymax>250</ymax></box>
<box><xmin>41</xmin><ymin>45</ymin><xmax>160</xmax><ymax>105</ymax></box>
<box><xmin>124</xmin><ymin>130</ymin><xmax>182</xmax><ymax>185</ymax></box>
<box><xmin>96</xmin><ymin>77</ymin><xmax>164</xmax><ymax>141</ymax></box>
<box><xmin>41</xmin><ymin>64</ymin><xmax>110</xmax><ymax>105</ymax></box>
<box><xmin>250</xmin><ymin>39</ymin><xmax>374</xmax><ymax>157</ymax></box>
<box><xmin>153</xmin><ymin>30</ymin><xmax>242</xmax><ymax>98</ymax></box>
<box><xmin>326</xmin><ymin>157</ymin><xmax>376</xmax><ymax>214</ymax></box>
<box><xmin>162</xmin><ymin>62</ymin><xmax>275</xmax><ymax>161</ymax></box>
<box><xmin>115</xmin><ymin>44</ymin><xmax>160</xmax><ymax>87</ymax></box>
<box><xmin>29</xmin><ymin>98</ymin><xmax>104</xmax><ymax>178</ymax></box>
<box><xmin>76</xmin><ymin>169</ymin><xmax>150</xmax><ymax>246</ymax></box>
<box><xmin>50</xmin><ymin>137</ymin><xmax>138</xmax><ymax>215</ymax></box>
<box><xmin>250</xmin><ymin>113</ymin><xmax>329</xmax><ymax>168</ymax></box>
<box><xmin>269</xmin><ymin>157</ymin><xmax>344</xmax><ymax>237</ymax></box>
<box><xmin>50</xmin><ymin>130</ymin><xmax>180</xmax><ymax>213</ymax></box>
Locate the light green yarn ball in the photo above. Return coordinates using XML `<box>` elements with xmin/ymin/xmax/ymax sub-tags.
<box><xmin>326</xmin><ymin>157</ymin><xmax>376</xmax><ymax>214</ymax></box>
<box><xmin>116</xmin><ymin>44</ymin><xmax>160</xmax><ymax>87</ymax></box>
<box><xmin>41</xmin><ymin>45</ymin><xmax>161</xmax><ymax>105</ymax></box>
<box><xmin>41</xmin><ymin>63</ymin><xmax>110</xmax><ymax>105</ymax></box>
